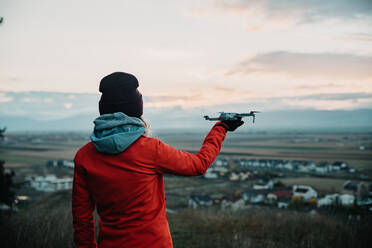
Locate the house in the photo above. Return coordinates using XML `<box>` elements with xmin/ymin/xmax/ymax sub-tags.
<box><xmin>298</xmin><ymin>161</ymin><xmax>316</xmax><ymax>173</ymax></box>
<box><xmin>214</xmin><ymin>157</ymin><xmax>229</xmax><ymax>167</ymax></box>
<box><xmin>47</xmin><ymin>160</ymin><xmax>74</xmax><ymax>169</ymax></box>
<box><xmin>188</xmin><ymin>194</ymin><xmax>213</xmax><ymax>209</ymax></box>
<box><xmin>204</xmin><ymin>170</ymin><xmax>218</xmax><ymax>179</ymax></box>
<box><xmin>239</xmin><ymin>171</ymin><xmax>249</xmax><ymax>181</ymax></box>
<box><xmin>239</xmin><ymin>159</ymin><xmax>254</xmax><ymax>170</ymax></box>
<box><xmin>242</xmin><ymin>189</ymin><xmax>270</xmax><ymax>204</ymax></box>
<box><xmin>283</xmin><ymin>161</ymin><xmax>293</xmax><ymax>171</ymax></box>
<box><xmin>26</xmin><ymin>174</ymin><xmax>73</xmax><ymax>192</ymax></box>
<box><xmin>0</xmin><ymin>203</ymin><xmax>12</xmax><ymax>211</ymax></box>
<box><xmin>277</xmin><ymin>198</ymin><xmax>291</xmax><ymax>208</ymax></box>
<box><xmin>266</xmin><ymin>193</ymin><xmax>277</xmax><ymax>204</ymax></box>
<box><xmin>304</xmin><ymin>161</ymin><xmax>316</xmax><ymax>171</ymax></box>
<box><xmin>271</xmin><ymin>160</ymin><xmax>283</xmax><ymax>170</ymax></box>
<box><xmin>317</xmin><ymin>194</ymin><xmax>339</xmax><ymax>208</ymax></box>
<box><xmin>272</xmin><ymin>190</ymin><xmax>292</xmax><ymax>208</ymax></box>
<box><xmin>258</xmin><ymin>159</ymin><xmax>269</xmax><ymax>168</ymax></box>
<box><xmin>292</xmin><ymin>185</ymin><xmax>317</xmax><ymax>201</ymax></box>
<box><xmin>239</xmin><ymin>158</ymin><xmax>247</xmax><ymax>167</ymax></box>
<box><xmin>291</xmin><ymin>160</ymin><xmax>302</xmax><ymax>171</ymax></box>
<box><xmin>252</xmin><ymin>159</ymin><xmax>260</xmax><ymax>167</ymax></box>
<box><xmin>229</xmin><ymin>172</ymin><xmax>240</xmax><ymax>181</ymax></box>
<box><xmin>213</xmin><ymin>166</ymin><xmax>229</xmax><ymax>173</ymax></box>
<box><xmin>275</xmin><ymin>160</ymin><xmax>285</xmax><ymax>170</ymax></box>
<box><xmin>58</xmin><ymin>160</ymin><xmax>74</xmax><ymax>168</ymax></box>
<box><xmin>253</xmin><ymin>179</ymin><xmax>274</xmax><ymax>190</ymax></box>
<box><xmin>356</xmin><ymin>197</ymin><xmax>372</xmax><ymax>207</ymax></box>
<box><xmin>315</xmin><ymin>162</ymin><xmax>330</xmax><ymax>174</ymax></box>
<box><xmin>221</xmin><ymin>195</ymin><xmax>245</xmax><ymax>211</ymax></box>
<box><xmin>343</xmin><ymin>181</ymin><xmax>360</xmax><ymax>192</ymax></box>
<box><xmin>210</xmin><ymin>193</ymin><xmax>225</xmax><ymax>205</ymax></box>
<box><xmin>338</xmin><ymin>194</ymin><xmax>355</xmax><ymax>206</ymax></box>
<box><xmin>331</xmin><ymin>161</ymin><xmax>348</xmax><ymax>171</ymax></box>
<box><xmin>229</xmin><ymin>170</ymin><xmax>252</xmax><ymax>181</ymax></box>
<box><xmin>204</xmin><ymin>157</ymin><xmax>230</xmax><ymax>179</ymax></box>
<box><xmin>46</xmin><ymin>160</ymin><xmax>58</xmax><ymax>168</ymax></box>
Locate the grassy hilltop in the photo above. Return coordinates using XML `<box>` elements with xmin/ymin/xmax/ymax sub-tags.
<box><xmin>0</xmin><ymin>190</ymin><xmax>371</xmax><ymax>248</ymax></box>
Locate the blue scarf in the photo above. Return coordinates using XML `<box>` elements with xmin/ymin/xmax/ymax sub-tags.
<box><xmin>90</xmin><ymin>112</ymin><xmax>145</xmax><ymax>154</ymax></box>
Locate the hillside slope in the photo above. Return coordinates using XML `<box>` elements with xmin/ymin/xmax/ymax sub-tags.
<box><xmin>0</xmin><ymin>191</ymin><xmax>371</xmax><ymax>248</ymax></box>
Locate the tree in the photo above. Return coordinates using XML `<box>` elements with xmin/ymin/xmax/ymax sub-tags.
<box><xmin>0</xmin><ymin>127</ymin><xmax>6</xmax><ymax>140</ymax></box>
<box><xmin>358</xmin><ymin>183</ymin><xmax>369</xmax><ymax>199</ymax></box>
<box><xmin>290</xmin><ymin>195</ymin><xmax>305</xmax><ymax>210</ymax></box>
<box><xmin>0</xmin><ymin>161</ymin><xmax>15</xmax><ymax>206</ymax></box>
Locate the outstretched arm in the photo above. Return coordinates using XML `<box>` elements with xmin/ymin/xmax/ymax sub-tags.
<box><xmin>155</xmin><ymin>122</ymin><xmax>227</xmax><ymax>176</ymax></box>
<box><xmin>72</xmin><ymin>157</ymin><xmax>97</xmax><ymax>248</ymax></box>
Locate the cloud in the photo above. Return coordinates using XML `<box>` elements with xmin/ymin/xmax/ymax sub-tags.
<box><xmin>273</xmin><ymin>92</ymin><xmax>372</xmax><ymax>110</ymax></box>
<box><xmin>63</xmin><ymin>103</ymin><xmax>73</xmax><ymax>109</ymax></box>
<box><xmin>144</xmin><ymin>94</ymin><xmax>205</xmax><ymax>108</ymax></box>
<box><xmin>334</xmin><ymin>32</ymin><xmax>372</xmax><ymax>42</ymax></box>
<box><xmin>0</xmin><ymin>91</ymin><xmax>99</xmax><ymax>120</ymax></box>
<box><xmin>292</xmin><ymin>92</ymin><xmax>372</xmax><ymax>101</ymax></box>
<box><xmin>21</xmin><ymin>97</ymin><xmax>39</xmax><ymax>103</ymax></box>
<box><xmin>214</xmin><ymin>0</ymin><xmax>372</xmax><ymax>24</ymax></box>
<box><xmin>0</xmin><ymin>92</ymin><xmax>12</xmax><ymax>103</ymax></box>
<box><xmin>142</xmin><ymin>48</ymin><xmax>203</xmax><ymax>61</ymax></box>
<box><xmin>227</xmin><ymin>51</ymin><xmax>372</xmax><ymax>80</ymax></box>
<box><xmin>214</xmin><ymin>87</ymin><xmax>237</xmax><ymax>93</ymax></box>
<box><xmin>145</xmin><ymin>94</ymin><xmax>203</xmax><ymax>103</ymax></box>
<box><xmin>187</xmin><ymin>0</ymin><xmax>372</xmax><ymax>31</ymax></box>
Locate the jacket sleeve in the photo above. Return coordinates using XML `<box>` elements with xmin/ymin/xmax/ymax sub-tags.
<box><xmin>155</xmin><ymin>122</ymin><xmax>226</xmax><ymax>176</ymax></box>
<box><xmin>72</xmin><ymin>154</ymin><xmax>97</xmax><ymax>248</ymax></box>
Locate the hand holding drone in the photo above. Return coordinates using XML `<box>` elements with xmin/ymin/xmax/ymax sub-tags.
<box><xmin>204</xmin><ymin>111</ymin><xmax>261</xmax><ymax>123</ymax></box>
<box><xmin>204</xmin><ymin>111</ymin><xmax>260</xmax><ymax>132</ymax></box>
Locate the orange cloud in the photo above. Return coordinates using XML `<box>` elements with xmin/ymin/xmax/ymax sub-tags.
<box><xmin>227</xmin><ymin>51</ymin><xmax>372</xmax><ymax>80</ymax></box>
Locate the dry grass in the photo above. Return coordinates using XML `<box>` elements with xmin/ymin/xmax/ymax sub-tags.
<box><xmin>1</xmin><ymin>190</ymin><xmax>371</xmax><ymax>248</ymax></box>
<box><xmin>0</xmin><ymin>191</ymin><xmax>74</xmax><ymax>248</ymax></box>
<box><xmin>169</xmin><ymin>208</ymin><xmax>371</xmax><ymax>248</ymax></box>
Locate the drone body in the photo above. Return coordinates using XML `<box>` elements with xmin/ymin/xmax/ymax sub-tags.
<box><xmin>204</xmin><ymin>111</ymin><xmax>260</xmax><ymax>123</ymax></box>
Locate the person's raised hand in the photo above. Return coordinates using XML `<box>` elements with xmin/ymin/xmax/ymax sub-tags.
<box><xmin>217</xmin><ymin>118</ymin><xmax>244</xmax><ymax>132</ymax></box>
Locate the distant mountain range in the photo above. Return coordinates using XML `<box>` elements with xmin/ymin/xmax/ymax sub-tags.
<box><xmin>1</xmin><ymin>109</ymin><xmax>372</xmax><ymax>132</ymax></box>
<box><xmin>1</xmin><ymin>91</ymin><xmax>371</xmax><ymax>132</ymax></box>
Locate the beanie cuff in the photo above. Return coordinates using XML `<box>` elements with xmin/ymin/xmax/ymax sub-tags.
<box><xmin>99</xmin><ymin>96</ymin><xmax>143</xmax><ymax>118</ymax></box>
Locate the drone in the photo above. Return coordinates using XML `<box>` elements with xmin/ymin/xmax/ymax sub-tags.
<box><xmin>204</xmin><ymin>111</ymin><xmax>260</xmax><ymax>123</ymax></box>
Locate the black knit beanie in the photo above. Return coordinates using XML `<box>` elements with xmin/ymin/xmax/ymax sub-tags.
<box><xmin>99</xmin><ymin>72</ymin><xmax>143</xmax><ymax>117</ymax></box>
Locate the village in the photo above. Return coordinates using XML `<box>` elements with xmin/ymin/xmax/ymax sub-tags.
<box><xmin>1</xmin><ymin>129</ymin><xmax>372</xmax><ymax>215</ymax></box>
<box><xmin>187</xmin><ymin>156</ymin><xmax>372</xmax><ymax>213</ymax></box>
<box><xmin>204</xmin><ymin>157</ymin><xmax>356</xmax><ymax>180</ymax></box>
<box><xmin>19</xmin><ymin>156</ymin><xmax>372</xmax><ymax>215</ymax></box>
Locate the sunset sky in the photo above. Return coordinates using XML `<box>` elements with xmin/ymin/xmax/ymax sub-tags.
<box><xmin>1</xmin><ymin>0</ymin><xmax>372</xmax><ymax>113</ymax></box>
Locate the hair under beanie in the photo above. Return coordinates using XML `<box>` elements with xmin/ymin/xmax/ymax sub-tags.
<box><xmin>99</xmin><ymin>72</ymin><xmax>143</xmax><ymax>117</ymax></box>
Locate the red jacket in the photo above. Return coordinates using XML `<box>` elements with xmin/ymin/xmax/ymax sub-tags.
<box><xmin>72</xmin><ymin>123</ymin><xmax>226</xmax><ymax>248</ymax></box>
